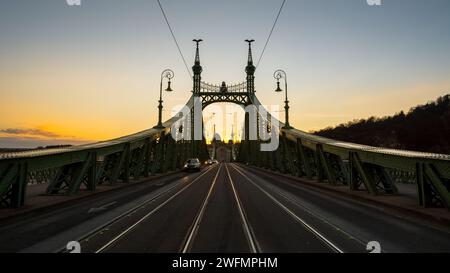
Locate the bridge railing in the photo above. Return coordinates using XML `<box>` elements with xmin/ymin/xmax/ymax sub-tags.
<box><xmin>238</xmin><ymin>98</ymin><xmax>450</xmax><ymax>209</ymax></box>
<box><xmin>0</xmin><ymin>98</ymin><xmax>202</xmax><ymax>208</ymax></box>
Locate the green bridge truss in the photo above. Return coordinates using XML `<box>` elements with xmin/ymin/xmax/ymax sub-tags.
<box><xmin>1</xmin><ymin>40</ymin><xmax>449</xmax><ymax>210</ymax></box>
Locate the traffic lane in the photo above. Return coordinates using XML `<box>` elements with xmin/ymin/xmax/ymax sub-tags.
<box><xmin>23</xmin><ymin>169</ymin><xmax>213</xmax><ymax>253</ymax></box>
<box><xmin>189</xmin><ymin>163</ymin><xmax>250</xmax><ymax>253</ymax></box>
<box><xmin>232</xmin><ymin>164</ymin><xmax>363</xmax><ymax>253</ymax></box>
<box><xmin>76</xmin><ymin>165</ymin><xmax>219</xmax><ymax>253</ymax></box>
<box><xmin>227</xmin><ymin>165</ymin><xmax>333</xmax><ymax>253</ymax></box>
<box><xmin>239</xmin><ymin>165</ymin><xmax>450</xmax><ymax>253</ymax></box>
<box><xmin>101</xmin><ymin>164</ymin><xmax>221</xmax><ymax>252</ymax></box>
<box><xmin>0</xmin><ymin>169</ymin><xmax>205</xmax><ymax>253</ymax></box>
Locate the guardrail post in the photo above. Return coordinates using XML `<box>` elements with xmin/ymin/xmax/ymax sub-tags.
<box><xmin>275</xmin><ymin>143</ymin><xmax>285</xmax><ymax>173</ymax></box>
<box><xmin>256</xmin><ymin>140</ymin><xmax>263</xmax><ymax>167</ymax></box>
<box><xmin>180</xmin><ymin>141</ymin><xmax>187</xmax><ymax>167</ymax></box>
<box><xmin>376</xmin><ymin>166</ymin><xmax>398</xmax><ymax>194</ymax></box>
<box><xmin>316</xmin><ymin>144</ymin><xmax>336</xmax><ymax>185</ymax></box>
<box><xmin>315</xmin><ymin>148</ymin><xmax>324</xmax><ymax>182</ymax></box>
<box><xmin>337</xmin><ymin>156</ymin><xmax>350</xmax><ymax>185</ymax></box>
<box><xmin>163</xmin><ymin>136</ymin><xmax>175</xmax><ymax>172</ymax></box>
<box><xmin>416</xmin><ymin>162</ymin><xmax>430</xmax><ymax>207</ymax></box>
<box><xmin>262</xmin><ymin>149</ymin><xmax>269</xmax><ymax>169</ymax></box>
<box><xmin>134</xmin><ymin>144</ymin><xmax>147</xmax><ymax>181</ymax></box>
<box><xmin>123</xmin><ymin>143</ymin><xmax>131</xmax><ymax>183</ymax></box>
<box><xmin>417</xmin><ymin>162</ymin><xmax>450</xmax><ymax>209</ymax></box>
<box><xmin>86</xmin><ymin>152</ymin><xmax>97</xmax><ymax>192</ymax></box>
<box><xmin>10</xmin><ymin>162</ymin><xmax>27</xmax><ymax>208</ymax></box>
<box><xmin>110</xmin><ymin>146</ymin><xmax>128</xmax><ymax>184</ymax></box>
<box><xmin>67</xmin><ymin>153</ymin><xmax>96</xmax><ymax>195</ymax></box>
<box><xmin>0</xmin><ymin>163</ymin><xmax>19</xmax><ymax>207</ymax></box>
<box><xmin>144</xmin><ymin>138</ymin><xmax>151</xmax><ymax>178</ymax></box>
<box><xmin>349</xmin><ymin>152</ymin><xmax>377</xmax><ymax>195</ymax></box>
<box><xmin>281</xmin><ymin>133</ymin><xmax>293</xmax><ymax>174</ymax></box>
<box><xmin>150</xmin><ymin>140</ymin><xmax>157</xmax><ymax>176</ymax></box>
<box><xmin>171</xmin><ymin>140</ymin><xmax>179</xmax><ymax>171</ymax></box>
<box><xmin>153</xmin><ymin>132</ymin><xmax>166</xmax><ymax>173</ymax></box>
<box><xmin>269</xmin><ymin>149</ymin><xmax>276</xmax><ymax>171</ymax></box>
<box><xmin>296</xmin><ymin>139</ymin><xmax>312</xmax><ymax>179</ymax></box>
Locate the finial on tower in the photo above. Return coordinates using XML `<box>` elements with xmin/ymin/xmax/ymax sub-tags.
<box><xmin>245</xmin><ymin>39</ymin><xmax>255</xmax><ymax>65</ymax></box>
<box><xmin>245</xmin><ymin>39</ymin><xmax>255</xmax><ymax>76</ymax></box>
<box><xmin>193</xmin><ymin>39</ymin><xmax>203</xmax><ymax>66</ymax></box>
<box><xmin>192</xmin><ymin>39</ymin><xmax>203</xmax><ymax>94</ymax></box>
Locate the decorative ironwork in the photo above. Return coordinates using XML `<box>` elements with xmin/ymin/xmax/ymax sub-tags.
<box><xmin>200</xmin><ymin>81</ymin><xmax>247</xmax><ymax>93</ymax></box>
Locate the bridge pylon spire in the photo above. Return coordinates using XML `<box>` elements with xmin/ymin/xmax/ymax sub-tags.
<box><xmin>245</xmin><ymin>39</ymin><xmax>255</xmax><ymax>94</ymax></box>
<box><xmin>192</xmin><ymin>39</ymin><xmax>203</xmax><ymax>95</ymax></box>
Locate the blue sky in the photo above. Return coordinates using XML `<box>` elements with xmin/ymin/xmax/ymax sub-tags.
<box><xmin>0</xmin><ymin>0</ymin><xmax>449</xmax><ymax>147</ymax></box>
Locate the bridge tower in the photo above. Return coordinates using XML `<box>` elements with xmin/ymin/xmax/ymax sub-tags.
<box><xmin>187</xmin><ymin>39</ymin><xmax>260</xmax><ymax>161</ymax></box>
<box><xmin>245</xmin><ymin>39</ymin><xmax>256</xmax><ymax>96</ymax></box>
<box><xmin>191</xmin><ymin>39</ymin><xmax>205</xmax><ymax>158</ymax></box>
<box><xmin>244</xmin><ymin>39</ymin><xmax>258</xmax><ymax>163</ymax></box>
<box><xmin>192</xmin><ymin>39</ymin><xmax>203</xmax><ymax>95</ymax></box>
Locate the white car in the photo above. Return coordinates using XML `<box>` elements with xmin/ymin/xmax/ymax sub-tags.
<box><xmin>183</xmin><ymin>158</ymin><xmax>201</xmax><ymax>172</ymax></box>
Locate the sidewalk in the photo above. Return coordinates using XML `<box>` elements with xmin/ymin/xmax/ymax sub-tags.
<box><xmin>0</xmin><ymin>171</ymin><xmax>181</xmax><ymax>221</ymax></box>
<box><xmin>246</xmin><ymin>165</ymin><xmax>450</xmax><ymax>228</ymax></box>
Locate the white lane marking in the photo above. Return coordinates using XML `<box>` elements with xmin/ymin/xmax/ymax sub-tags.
<box><xmin>95</xmin><ymin>165</ymin><xmax>219</xmax><ymax>253</ymax></box>
<box><xmin>181</xmin><ymin>164</ymin><xmax>223</xmax><ymax>253</ymax></box>
<box><xmin>244</xmin><ymin>166</ymin><xmax>386</xmax><ymax>252</ymax></box>
<box><xmin>88</xmin><ymin>201</ymin><xmax>117</xmax><ymax>214</ymax></box>
<box><xmin>247</xmin><ymin>167</ymin><xmax>369</xmax><ymax>249</ymax></box>
<box><xmin>225</xmin><ymin>164</ymin><xmax>259</xmax><ymax>253</ymax></box>
<box><xmin>230</xmin><ymin>164</ymin><xmax>344</xmax><ymax>253</ymax></box>
<box><xmin>57</xmin><ymin>173</ymin><xmax>198</xmax><ymax>253</ymax></box>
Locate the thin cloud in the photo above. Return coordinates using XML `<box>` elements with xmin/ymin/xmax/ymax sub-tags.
<box><xmin>0</xmin><ymin>128</ymin><xmax>94</xmax><ymax>148</ymax></box>
<box><xmin>0</xmin><ymin>128</ymin><xmax>62</xmax><ymax>138</ymax></box>
<box><xmin>0</xmin><ymin>136</ymin><xmax>91</xmax><ymax>149</ymax></box>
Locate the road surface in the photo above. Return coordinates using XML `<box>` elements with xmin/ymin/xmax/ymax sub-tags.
<box><xmin>0</xmin><ymin>163</ymin><xmax>449</xmax><ymax>253</ymax></box>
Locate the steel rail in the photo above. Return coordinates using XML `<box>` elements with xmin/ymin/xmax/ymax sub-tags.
<box><xmin>180</xmin><ymin>164</ymin><xmax>222</xmax><ymax>253</ymax></box>
<box><xmin>225</xmin><ymin>163</ymin><xmax>260</xmax><ymax>253</ymax></box>
<box><xmin>237</xmin><ymin>164</ymin><xmax>370</xmax><ymax>251</ymax></box>
<box><xmin>94</xmin><ymin>164</ymin><xmax>219</xmax><ymax>253</ymax></box>
<box><xmin>230</xmin><ymin>163</ymin><xmax>344</xmax><ymax>253</ymax></box>
<box><xmin>56</xmin><ymin>166</ymin><xmax>216</xmax><ymax>253</ymax></box>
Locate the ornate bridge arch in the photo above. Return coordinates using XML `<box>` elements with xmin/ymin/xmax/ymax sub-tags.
<box><xmin>191</xmin><ymin>39</ymin><xmax>257</xmax><ymax>111</ymax></box>
<box><xmin>199</xmin><ymin>81</ymin><xmax>252</xmax><ymax>109</ymax></box>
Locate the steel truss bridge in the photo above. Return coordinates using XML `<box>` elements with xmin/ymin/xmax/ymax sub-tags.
<box><xmin>1</xmin><ymin>40</ymin><xmax>450</xmax><ymax>211</ymax></box>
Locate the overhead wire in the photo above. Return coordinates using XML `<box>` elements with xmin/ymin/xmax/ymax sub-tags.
<box><xmin>256</xmin><ymin>0</ymin><xmax>286</xmax><ymax>69</ymax></box>
<box><xmin>157</xmin><ymin>0</ymin><xmax>286</xmax><ymax>76</ymax></box>
<box><xmin>157</xmin><ymin>0</ymin><xmax>192</xmax><ymax>78</ymax></box>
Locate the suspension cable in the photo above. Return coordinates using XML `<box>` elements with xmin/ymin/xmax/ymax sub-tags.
<box><xmin>256</xmin><ymin>0</ymin><xmax>286</xmax><ymax>69</ymax></box>
<box><xmin>157</xmin><ymin>0</ymin><xmax>192</xmax><ymax>78</ymax></box>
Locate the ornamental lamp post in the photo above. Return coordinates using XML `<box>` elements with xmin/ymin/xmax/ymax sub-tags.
<box><xmin>154</xmin><ymin>69</ymin><xmax>174</xmax><ymax>129</ymax></box>
<box><xmin>273</xmin><ymin>69</ymin><xmax>292</xmax><ymax>129</ymax></box>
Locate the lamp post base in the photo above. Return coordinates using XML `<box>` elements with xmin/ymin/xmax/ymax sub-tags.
<box><xmin>153</xmin><ymin>124</ymin><xmax>165</xmax><ymax>129</ymax></box>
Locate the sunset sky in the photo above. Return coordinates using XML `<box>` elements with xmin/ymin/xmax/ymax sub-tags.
<box><xmin>1</xmin><ymin>0</ymin><xmax>449</xmax><ymax>148</ymax></box>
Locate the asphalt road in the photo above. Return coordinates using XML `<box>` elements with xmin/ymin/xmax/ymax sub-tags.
<box><xmin>0</xmin><ymin>163</ymin><xmax>449</xmax><ymax>253</ymax></box>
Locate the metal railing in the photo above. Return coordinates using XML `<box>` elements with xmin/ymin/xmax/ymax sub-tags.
<box><xmin>0</xmin><ymin>98</ymin><xmax>201</xmax><ymax>208</ymax></box>
<box><xmin>237</xmin><ymin>97</ymin><xmax>450</xmax><ymax>209</ymax></box>
<box><xmin>1</xmin><ymin>94</ymin><xmax>449</xmax><ymax>209</ymax></box>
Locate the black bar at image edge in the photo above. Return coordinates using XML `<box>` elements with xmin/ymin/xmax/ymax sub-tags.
<box><xmin>2</xmin><ymin>253</ymin><xmax>447</xmax><ymax>272</ymax></box>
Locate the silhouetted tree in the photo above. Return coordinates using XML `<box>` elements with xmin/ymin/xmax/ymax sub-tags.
<box><xmin>314</xmin><ymin>94</ymin><xmax>450</xmax><ymax>154</ymax></box>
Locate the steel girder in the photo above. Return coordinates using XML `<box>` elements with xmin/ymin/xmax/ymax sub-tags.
<box><xmin>2</xmin><ymin>94</ymin><xmax>450</xmax><ymax>209</ymax></box>
<box><xmin>0</xmin><ymin>162</ymin><xmax>27</xmax><ymax>208</ymax></box>
<box><xmin>0</xmin><ymin>95</ymin><xmax>212</xmax><ymax>208</ymax></box>
<box><xmin>239</xmin><ymin>133</ymin><xmax>448</xmax><ymax>206</ymax></box>
<box><xmin>233</xmin><ymin>96</ymin><xmax>450</xmax><ymax>209</ymax></box>
<box><xmin>416</xmin><ymin>163</ymin><xmax>450</xmax><ymax>208</ymax></box>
